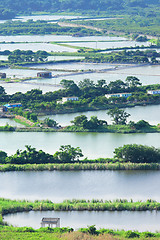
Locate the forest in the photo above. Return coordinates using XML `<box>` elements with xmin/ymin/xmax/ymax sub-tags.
<box><xmin>0</xmin><ymin>0</ymin><xmax>159</xmax><ymax>19</ymax></box>
<box><xmin>0</xmin><ymin>0</ymin><xmax>159</xmax><ymax>13</ymax></box>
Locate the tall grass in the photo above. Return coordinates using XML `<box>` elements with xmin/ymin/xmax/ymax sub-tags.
<box><xmin>0</xmin><ymin>162</ymin><xmax>159</xmax><ymax>172</ymax></box>
<box><xmin>1</xmin><ymin>198</ymin><xmax>160</xmax><ymax>216</ymax></box>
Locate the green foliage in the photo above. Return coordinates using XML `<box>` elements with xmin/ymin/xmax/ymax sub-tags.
<box><xmin>43</xmin><ymin>117</ymin><xmax>58</xmax><ymax>127</ymax></box>
<box><xmin>107</xmin><ymin>107</ymin><xmax>130</xmax><ymax>125</ymax></box>
<box><xmin>8</xmin><ymin>50</ymin><xmax>49</xmax><ymax>63</ymax></box>
<box><xmin>71</xmin><ymin>114</ymin><xmax>107</xmax><ymax>130</ymax></box>
<box><xmin>124</xmin><ymin>230</ymin><xmax>140</xmax><ymax>238</ymax></box>
<box><xmin>0</xmin><ymin>124</ymin><xmax>15</xmax><ymax>132</ymax></box>
<box><xmin>54</xmin><ymin>145</ymin><xmax>83</xmax><ymax>163</ymax></box>
<box><xmin>114</xmin><ymin>144</ymin><xmax>160</xmax><ymax>163</ymax></box>
<box><xmin>0</xmin><ymin>20</ymin><xmax>100</xmax><ymax>36</ymax></box>
<box><xmin>135</xmin><ymin>120</ymin><xmax>151</xmax><ymax>129</ymax></box>
<box><xmin>125</xmin><ymin>76</ymin><xmax>142</xmax><ymax>89</ymax></box>
<box><xmin>0</xmin><ymin>151</ymin><xmax>7</xmax><ymax>163</ymax></box>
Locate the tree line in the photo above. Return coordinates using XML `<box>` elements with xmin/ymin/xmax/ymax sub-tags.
<box><xmin>0</xmin><ymin>20</ymin><xmax>100</xmax><ymax>36</ymax></box>
<box><xmin>1</xmin><ymin>144</ymin><xmax>160</xmax><ymax>164</ymax></box>
<box><xmin>0</xmin><ymin>0</ymin><xmax>159</xmax><ymax>15</ymax></box>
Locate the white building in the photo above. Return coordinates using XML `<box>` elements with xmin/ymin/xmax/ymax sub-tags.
<box><xmin>147</xmin><ymin>90</ymin><xmax>160</xmax><ymax>95</ymax></box>
<box><xmin>105</xmin><ymin>93</ymin><xmax>132</xmax><ymax>99</ymax></box>
<box><xmin>60</xmin><ymin>97</ymin><xmax>79</xmax><ymax>104</ymax></box>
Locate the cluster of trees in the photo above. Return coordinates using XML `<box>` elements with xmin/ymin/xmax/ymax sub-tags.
<box><xmin>107</xmin><ymin>108</ymin><xmax>130</xmax><ymax>125</ymax></box>
<box><xmin>1</xmin><ymin>145</ymin><xmax>83</xmax><ymax>164</ymax></box>
<box><xmin>77</xmin><ymin>11</ymin><xmax>160</xmax><ymax>37</ymax></box>
<box><xmin>1</xmin><ymin>144</ymin><xmax>160</xmax><ymax>164</ymax></box>
<box><xmin>0</xmin><ymin>0</ymin><xmax>159</xmax><ymax>14</ymax></box>
<box><xmin>1</xmin><ymin>77</ymin><xmax>160</xmax><ymax>114</ymax></box>
<box><xmin>85</xmin><ymin>50</ymin><xmax>160</xmax><ymax>64</ymax></box>
<box><xmin>0</xmin><ymin>20</ymin><xmax>100</xmax><ymax>36</ymax></box>
<box><xmin>8</xmin><ymin>50</ymin><xmax>49</xmax><ymax>63</ymax></box>
<box><xmin>71</xmin><ymin>115</ymin><xmax>107</xmax><ymax>129</ymax></box>
<box><xmin>114</xmin><ymin>144</ymin><xmax>160</xmax><ymax>163</ymax></box>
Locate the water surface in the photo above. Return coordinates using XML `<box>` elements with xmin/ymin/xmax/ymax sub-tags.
<box><xmin>39</xmin><ymin>105</ymin><xmax>160</xmax><ymax>126</ymax></box>
<box><xmin>4</xmin><ymin>210</ymin><xmax>160</xmax><ymax>232</ymax></box>
<box><xmin>0</xmin><ymin>132</ymin><xmax>160</xmax><ymax>157</ymax></box>
<box><xmin>1</xmin><ymin>170</ymin><xmax>160</xmax><ymax>202</ymax></box>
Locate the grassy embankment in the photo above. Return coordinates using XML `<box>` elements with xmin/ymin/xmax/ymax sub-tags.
<box><xmin>0</xmin><ymin>162</ymin><xmax>159</xmax><ymax>171</ymax></box>
<box><xmin>0</xmin><ymin>198</ymin><xmax>160</xmax><ymax>239</ymax></box>
<box><xmin>1</xmin><ymin>121</ymin><xmax>160</xmax><ymax>133</ymax></box>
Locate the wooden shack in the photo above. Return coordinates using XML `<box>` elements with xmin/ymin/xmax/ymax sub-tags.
<box><xmin>41</xmin><ymin>218</ymin><xmax>60</xmax><ymax>228</ymax></box>
<box><xmin>0</xmin><ymin>73</ymin><xmax>6</xmax><ymax>79</ymax></box>
<box><xmin>37</xmin><ymin>72</ymin><xmax>52</xmax><ymax>78</ymax></box>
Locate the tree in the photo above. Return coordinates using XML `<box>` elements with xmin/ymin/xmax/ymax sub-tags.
<box><xmin>135</xmin><ymin>120</ymin><xmax>150</xmax><ymax>129</ymax></box>
<box><xmin>107</xmin><ymin>107</ymin><xmax>130</xmax><ymax>125</ymax></box>
<box><xmin>54</xmin><ymin>145</ymin><xmax>83</xmax><ymax>163</ymax></box>
<box><xmin>96</xmin><ymin>79</ymin><xmax>106</xmax><ymax>88</ymax></box>
<box><xmin>108</xmin><ymin>80</ymin><xmax>126</xmax><ymax>93</ymax></box>
<box><xmin>78</xmin><ymin>79</ymin><xmax>95</xmax><ymax>89</ymax></box>
<box><xmin>114</xmin><ymin>144</ymin><xmax>160</xmax><ymax>163</ymax></box>
<box><xmin>0</xmin><ymin>86</ymin><xmax>5</xmax><ymax>95</ymax></box>
<box><xmin>125</xmin><ymin>76</ymin><xmax>142</xmax><ymax>88</ymax></box>
<box><xmin>44</xmin><ymin>117</ymin><xmax>58</xmax><ymax>127</ymax></box>
<box><xmin>0</xmin><ymin>150</ymin><xmax>7</xmax><ymax>163</ymax></box>
<box><xmin>71</xmin><ymin>115</ymin><xmax>88</xmax><ymax>127</ymax></box>
<box><xmin>71</xmin><ymin>115</ymin><xmax>107</xmax><ymax>129</ymax></box>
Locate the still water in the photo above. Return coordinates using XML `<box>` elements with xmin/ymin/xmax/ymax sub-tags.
<box><xmin>39</xmin><ymin>105</ymin><xmax>160</xmax><ymax>126</ymax></box>
<box><xmin>29</xmin><ymin>64</ymin><xmax>160</xmax><ymax>86</ymax></box>
<box><xmin>1</xmin><ymin>170</ymin><xmax>160</xmax><ymax>201</ymax></box>
<box><xmin>0</xmin><ymin>35</ymin><xmax>130</xmax><ymax>43</ymax></box>
<box><xmin>4</xmin><ymin>210</ymin><xmax>160</xmax><ymax>232</ymax></box>
<box><xmin>0</xmin><ymin>132</ymin><xmax>160</xmax><ymax>157</ymax></box>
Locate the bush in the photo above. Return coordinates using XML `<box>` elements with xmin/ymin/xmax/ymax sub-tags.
<box><xmin>114</xmin><ymin>144</ymin><xmax>160</xmax><ymax>163</ymax></box>
<box><xmin>125</xmin><ymin>230</ymin><xmax>140</xmax><ymax>238</ymax></box>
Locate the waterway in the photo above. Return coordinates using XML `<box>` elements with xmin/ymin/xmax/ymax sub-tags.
<box><xmin>39</xmin><ymin>104</ymin><xmax>160</xmax><ymax>126</ymax></box>
<box><xmin>0</xmin><ymin>132</ymin><xmax>160</xmax><ymax>157</ymax></box>
<box><xmin>1</xmin><ymin>170</ymin><xmax>160</xmax><ymax>202</ymax></box>
<box><xmin>4</xmin><ymin>210</ymin><xmax>160</xmax><ymax>232</ymax></box>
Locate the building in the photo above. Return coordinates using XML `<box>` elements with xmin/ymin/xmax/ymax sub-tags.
<box><xmin>105</xmin><ymin>93</ymin><xmax>132</xmax><ymax>99</ymax></box>
<box><xmin>37</xmin><ymin>72</ymin><xmax>52</xmax><ymax>78</ymax></box>
<box><xmin>147</xmin><ymin>90</ymin><xmax>160</xmax><ymax>95</ymax></box>
<box><xmin>0</xmin><ymin>73</ymin><xmax>6</xmax><ymax>79</ymax></box>
<box><xmin>3</xmin><ymin>103</ymin><xmax>22</xmax><ymax>111</ymax></box>
<box><xmin>41</xmin><ymin>218</ymin><xmax>60</xmax><ymax>228</ymax></box>
<box><xmin>61</xmin><ymin>96</ymin><xmax>79</xmax><ymax>104</ymax></box>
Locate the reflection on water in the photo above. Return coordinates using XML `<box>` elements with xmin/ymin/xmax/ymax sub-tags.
<box><xmin>39</xmin><ymin>105</ymin><xmax>160</xmax><ymax>125</ymax></box>
<box><xmin>4</xmin><ymin>210</ymin><xmax>160</xmax><ymax>232</ymax></box>
<box><xmin>1</xmin><ymin>170</ymin><xmax>160</xmax><ymax>202</ymax></box>
<box><xmin>0</xmin><ymin>132</ymin><xmax>160</xmax><ymax>157</ymax></box>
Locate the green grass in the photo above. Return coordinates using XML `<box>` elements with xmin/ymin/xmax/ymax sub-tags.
<box><xmin>0</xmin><ymin>162</ymin><xmax>159</xmax><ymax>171</ymax></box>
<box><xmin>13</xmin><ymin>118</ymin><xmax>32</xmax><ymax>127</ymax></box>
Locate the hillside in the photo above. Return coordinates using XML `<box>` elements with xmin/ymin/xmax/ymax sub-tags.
<box><xmin>0</xmin><ymin>0</ymin><xmax>160</xmax><ymax>17</ymax></box>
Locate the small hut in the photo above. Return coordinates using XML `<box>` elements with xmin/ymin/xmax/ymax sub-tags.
<box><xmin>41</xmin><ymin>218</ymin><xmax>60</xmax><ymax>228</ymax></box>
<box><xmin>37</xmin><ymin>72</ymin><xmax>52</xmax><ymax>78</ymax></box>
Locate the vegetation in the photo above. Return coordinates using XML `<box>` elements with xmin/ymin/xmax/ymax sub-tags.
<box><xmin>1</xmin><ymin>144</ymin><xmax>160</xmax><ymax>166</ymax></box>
<box><xmin>2</xmin><ymin>198</ymin><xmax>160</xmax><ymax>215</ymax></box>
<box><xmin>0</xmin><ymin>124</ymin><xmax>15</xmax><ymax>131</ymax></box>
<box><xmin>1</xmin><ymin>145</ymin><xmax>84</xmax><ymax>164</ymax></box>
<box><xmin>107</xmin><ymin>108</ymin><xmax>130</xmax><ymax>125</ymax></box>
<box><xmin>0</xmin><ymin>20</ymin><xmax>100</xmax><ymax>36</ymax></box>
<box><xmin>1</xmin><ymin>162</ymin><xmax>160</xmax><ymax>171</ymax></box>
<box><xmin>8</xmin><ymin>50</ymin><xmax>49</xmax><ymax>63</ymax></box>
<box><xmin>114</xmin><ymin>144</ymin><xmax>160</xmax><ymax>163</ymax></box>
<box><xmin>0</xmin><ymin>224</ymin><xmax>159</xmax><ymax>240</ymax></box>
<box><xmin>1</xmin><ymin>78</ymin><xmax>160</xmax><ymax>116</ymax></box>
<box><xmin>85</xmin><ymin>49</ymin><xmax>160</xmax><ymax>64</ymax></box>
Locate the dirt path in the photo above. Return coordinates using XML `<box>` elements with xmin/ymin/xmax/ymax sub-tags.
<box><xmin>58</xmin><ymin>22</ymin><xmax>104</xmax><ymax>33</ymax></box>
